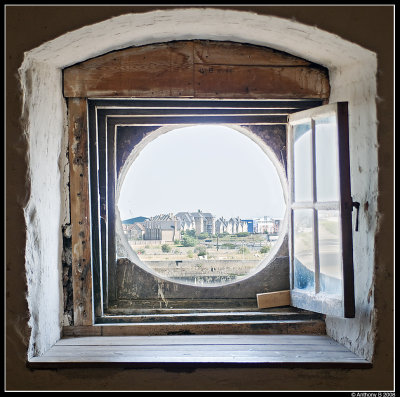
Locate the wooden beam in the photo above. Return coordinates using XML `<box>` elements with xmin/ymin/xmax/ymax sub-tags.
<box><xmin>257</xmin><ymin>290</ymin><xmax>291</xmax><ymax>309</ymax></box>
<box><xmin>63</xmin><ymin>41</ymin><xmax>194</xmax><ymax>98</ymax></box>
<box><xmin>68</xmin><ymin>98</ymin><xmax>93</xmax><ymax>326</ymax></box>
<box><xmin>194</xmin><ymin>64</ymin><xmax>329</xmax><ymax>99</ymax></box>
<box><xmin>63</xmin><ymin>40</ymin><xmax>330</xmax><ymax>100</ymax></box>
<box><xmin>193</xmin><ymin>40</ymin><xmax>312</xmax><ymax>67</ymax></box>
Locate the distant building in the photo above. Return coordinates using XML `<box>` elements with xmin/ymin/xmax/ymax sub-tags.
<box><xmin>273</xmin><ymin>219</ymin><xmax>281</xmax><ymax>234</ymax></box>
<box><xmin>175</xmin><ymin>210</ymin><xmax>216</xmax><ymax>236</ymax></box>
<box><xmin>126</xmin><ymin>211</ymin><xmax>278</xmax><ymax>241</ymax></box>
<box><xmin>121</xmin><ymin>217</ymin><xmax>148</xmax><ymax>240</ymax></box>
<box><xmin>143</xmin><ymin>213</ymin><xmax>179</xmax><ymax>241</ymax></box>
<box><xmin>201</xmin><ymin>212</ymin><xmax>216</xmax><ymax>235</ymax></box>
<box><xmin>226</xmin><ymin>217</ymin><xmax>248</xmax><ymax>234</ymax></box>
<box><xmin>191</xmin><ymin>211</ymin><xmax>205</xmax><ymax>235</ymax></box>
<box><xmin>215</xmin><ymin>217</ymin><xmax>228</xmax><ymax>235</ymax></box>
<box><xmin>254</xmin><ymin>216</ymin><xmax>281</xmax><ymax>234</ymax></box>
<box><xmin>242</xmin><ymin>219</ymin><xmax>254</xmax><ymax>233</ymax></box>
<box><xmin>175</xmin><ymin>212</ymin><xmax>195</xmax><ymax>232</ymax></box>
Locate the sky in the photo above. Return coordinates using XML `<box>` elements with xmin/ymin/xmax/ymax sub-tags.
<box><xmin>117</xmin><ymin>125</ymin><xmax>286</xmax><ymax>221</ymax></box>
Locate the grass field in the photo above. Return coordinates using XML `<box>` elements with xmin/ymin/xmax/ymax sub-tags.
<box><xmin>128</xmin><ymin>232</ymin><xmax>277</xmax><ymax>262</ymax></box>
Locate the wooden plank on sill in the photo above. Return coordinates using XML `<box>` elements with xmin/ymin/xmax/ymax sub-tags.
<box><xmin>27</xmin><ymin>335</ymin><xmax>371</xmax><ymax>368</ymax></box>
<box><xmin>257</xmin><ymin>290</ymin><xmax>291</xmax><ymax>309</ymax></box>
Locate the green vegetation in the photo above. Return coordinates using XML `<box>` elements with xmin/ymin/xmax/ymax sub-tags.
<box><xmin>236</xmin><ymin>232</ymin><xmax>250</xmax><ymax>238</ymax></box>
<box><xmin>260</xmin><ymin>245</ymin><xmax>270</xmax><ymax>254</ymax></box>
<box><xmin>181</xmin><ymin>235</ymin><xmax>197</xmax><ymax>247</ymax></box>
<box><xmin>161</xmin><ymin>244</ymin><xmax>171</xmax><ymax>253</ymax></box>
<box><xmin>195</xmin><ymin>246</ymin><xmax>207</xmax><ymax>257</ymax></box>
<box><xmin>221</xmin><ymin>242</ymin><xmax>236</xmax><ymax>249</ymax></box>
<box><xmin>238</xmin><ymin>246</ymin><xmax>250</xmax><ymax>255</ymax></box>
<box><xmin>131</xmin><ymin>230</ymin><xmax>276</xmax><ymax>261</ymax></box>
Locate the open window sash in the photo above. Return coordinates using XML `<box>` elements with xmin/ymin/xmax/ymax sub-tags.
<box><xmin>288</xmin><ymin>102</ymin><xmax>355</xmax><ymax>318</ymax></box>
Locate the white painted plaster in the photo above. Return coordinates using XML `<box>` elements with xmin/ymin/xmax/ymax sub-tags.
<box><xmin>19</xmin><ymin>8</ymin><xmax>377</xmax><ymax>360</ymax></box>
<box><xmin>325</xmin><ymin>62</ymin><xmax>378</xmax><ymax>359</ymax></box>
<box><xmin>19</xmin><ymin>60</ymin><xmax>67</xmax><ymax>358</ymax></box>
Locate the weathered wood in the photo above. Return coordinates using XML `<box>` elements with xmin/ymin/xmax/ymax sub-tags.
<box><xmin>193</xmin><ymin>40</ymin><xmax>311</xmax><ymax>67</ymax></box>
<box><xmin>62</xmin><ymin>325</ymin><xmax>102</xmax><ymax>337</ymax></box>
<box><xmin>95</xmin><ymin>311</ymin><xmax>322</xmax><ymax>324</ymax></box>
<box><xmin>56</xmin><ymin>334</ymin><xmax>342</xmax><ymax>346</ymax></box>
<box><xmin>62</xmin><ymin>318</ymin><xmax>326</xmax><ymax>337</ymax></box>
<box><xmin>64</xmin><ymin>42</ymin><xmax>329</xmax><ymax>324</ymax></box>
<box><xmin>194</xmin><ymin>64</ymin><xmax>329</xmax><ymax>99</ymax></box>
<box><xmin>63</xmin><ymin>40</ymin><xmax>329</xmax><ymax>99</ymax></box>
<box><xmin>257</xmin><ymin>290</ymin><xmax>291</xmax><ymax>309</ymax></box>
<box><xmin>63</xmin><ymin>41</ymin><xmax>194</xmax><ymax>98</ymax></box>
<box><xmin>337</xmin><ymin>102</ymin><xmax>356</xmax><ymax>318</ymax></box>
<box><xmin>28</xmin><ymin>334</ymin><xmax>371</xmax><ymax>368</ymax></box>
<box><xmin>68</xmin><ymin>98</ymin><xmax>93</xmax><ymax>326</ymax></box>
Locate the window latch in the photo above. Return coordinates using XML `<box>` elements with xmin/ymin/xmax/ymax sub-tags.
<box><xmin>352</xmin><ymin>201</ymin><xmax>360</xmax><ymax>232</ymax></box>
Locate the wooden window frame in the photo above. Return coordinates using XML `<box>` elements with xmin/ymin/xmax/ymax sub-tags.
<box><xmin>287</xmin><ymin>102</ymin><xmax>356</xmax><ymax>318</ymax></box>
<box><xmin>87</xmin><ymin>98</ymin><xmax>324</xmax><ymax>323</ymax></box>
<box><xmin>64</xmin><ymin>40</ymin><xmax>331</xmax><ymax>327</ymax></box>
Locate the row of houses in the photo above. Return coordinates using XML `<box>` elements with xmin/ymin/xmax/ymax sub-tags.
<box><xmin>246</xmin><ymin>217</ymin><xmax>281</xmax><ymax>235</ymax></box>
<box><xmin>175</xmin><ymin>211</ymin><xmax>249</xmax><ymax>237</ymax></box>
<box><xmin>122</xmin><ymin>211</ymin><xmax>281</xmax><ymax>242</ymax></box>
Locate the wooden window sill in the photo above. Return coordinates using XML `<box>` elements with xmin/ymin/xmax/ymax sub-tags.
<box><xmin>27</xmin><ymin>334</ymin><xmax>371</xmax><ymax>370</ymax></box>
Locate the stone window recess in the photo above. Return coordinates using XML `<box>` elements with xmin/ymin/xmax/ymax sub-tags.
<box><xmin>63</xmin><ymin>40</ymin><xmax>357</xmax><ymax>326</ymax></box>
<box><xmin>18</xmin><ymin>8</ymin><xmax>382</xmax><ymax>366</ymax></box>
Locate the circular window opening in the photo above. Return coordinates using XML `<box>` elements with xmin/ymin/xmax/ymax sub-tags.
<box><xmin>117</xmin><ymin>125</ymin><xmax>287</xmax><ymax>285</ymax></box>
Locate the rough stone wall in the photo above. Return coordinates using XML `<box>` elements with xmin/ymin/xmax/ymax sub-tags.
<box><xmin>324</xmin><ymin>61</ymin><xmax>379</xmax><ymax>359</ymax></box>
<box><xmin>19</xmin><ymin>61</ymin><xmax>67</xmax><ymax>358</ymax></box>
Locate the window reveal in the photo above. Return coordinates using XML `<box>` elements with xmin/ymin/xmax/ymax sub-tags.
<box><xmin>87</xmin><ymin>98</ymin><xmax>325</xmax><ymax>320</ymax></box>
<box><xmin>63</xmin><ymin>41</ymin><xmax>333</xmax><ymax>326</ymax></box>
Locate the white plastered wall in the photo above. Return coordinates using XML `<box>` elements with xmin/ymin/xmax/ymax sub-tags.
<box><xmin>18</xmin><ymin>8</ymin><xmax>378</xmax><ymax>360</ymax></box>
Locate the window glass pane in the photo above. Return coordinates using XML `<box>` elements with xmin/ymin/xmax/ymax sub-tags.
<box><xmin>317</xmin><ymin>210</ymin><xmax>342</xmax><ymax>295</ymax></box>
<box><xmin>293</xmin><ymin>209</ymin><xmax>315</xmax><ymax>291</ymax></box>
<box><xmin>293</xmin><ymin>122</ymin><xmax>313</xmax><ymax>202</ymax></box>
<box><xmin>315</xmin><ymin>115</ymin><xmax>340</xmax><ymax>202</ymax></box>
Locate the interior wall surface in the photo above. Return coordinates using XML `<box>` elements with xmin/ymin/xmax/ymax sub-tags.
<box><xmin>6</xmin><ymin>5</ymin><xmax>393</xmax><ymax>391</ymax></box>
